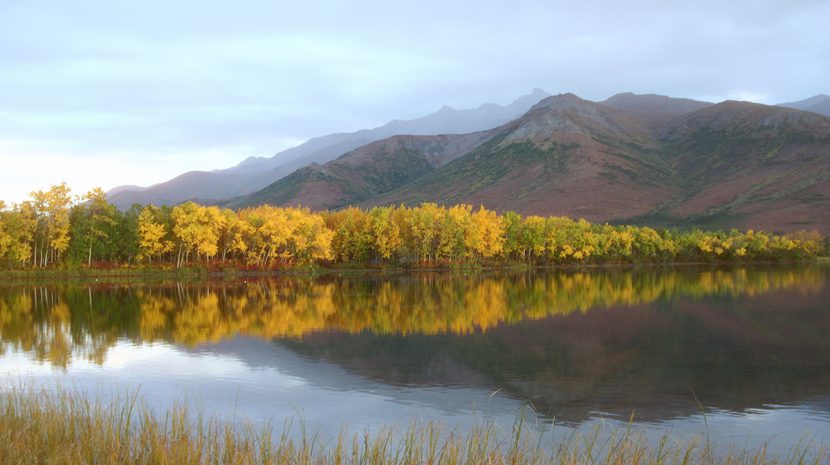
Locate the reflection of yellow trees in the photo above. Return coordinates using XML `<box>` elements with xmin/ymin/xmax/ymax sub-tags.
<box><xmin>0</xmin><ymin>293</ymin><xmax>34</xmax><ymax>358</ymax></box>
<box><xmin>0</xmin><ymin>267</ymin><xmax>825</xmax><ymax>367</ymax></box>
<box><xmin>0</xmin><ymin>291</ymin><xmax>73</xmax><ymax>368</ymax></box>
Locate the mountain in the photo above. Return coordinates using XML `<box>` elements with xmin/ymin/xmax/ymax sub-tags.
<box><xmin>779</xmin><ymin>94</ymin><xmax>830</xmax><ymax>117</ymax></box>
<box><xmin>233</xmin><ymin>132</ymin><xmax>498</xmax><ymax>210</ymax></box>
<box><xmin>223</xmin><ymin>88</ymin><xmax>550</xmax><ymax>176</ymax></box>
<box><xmin>602</xmin><ymin>92</ymin><xmax>712</xmax><ymax>121</ymax></box>
<box><xmin>366</xmin><ymin>94</ymin><xmax>679</xmax><ymax>219</ymax></box>
<box><xmin>235</xmin><ymin>93</ymin><xmax>830</xmax><ymax>233</ymax></box>
<box><xmin>108</xmin><ymin>171</ymin><xmax>255</xmax><ymax>208</ymax></box>
<box><xmin>107</xmin><ymin>89</ymin><xmax>550</xmax><ymax>209</ymax></box>
<box><xmin>652</xmin><ymin>100</ymin><xmax>830</xmax><ymax>231</ymax></box>
<box><xmin>105</xmin><ymin>185</ymin><xmax>145</xmax><ymax>196</ymax></box>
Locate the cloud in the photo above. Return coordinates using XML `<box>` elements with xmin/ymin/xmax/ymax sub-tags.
<box><xmin>0</xmin><ymin>0</ymin><xmax>828</xmax><ymax>200</ymax></box>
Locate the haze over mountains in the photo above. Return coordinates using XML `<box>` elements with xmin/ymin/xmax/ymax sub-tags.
<box><xmin>229</xmin><ymin>93</ymin><xmax>830</xmax><ymax>233</ymax></box>
<box><xmin>109</xmin><ymin>90</ymin><xmax>830</xmax><ymax>233</ymax></box>
<box><xmin>107</xmin><ymin>88</ymin><xmax>550</xmax><ymax>208</ymax></box>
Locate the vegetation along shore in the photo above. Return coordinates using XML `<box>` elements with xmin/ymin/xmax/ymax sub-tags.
<box><xmin>0</xmin><ymin>386</ymin><xmax>826</xmax><ymax>465</ymax></box>
<box><xmin>0</xmin><ymin>183</ymin><xmax>825</xmax><ymax>272</ymax></box>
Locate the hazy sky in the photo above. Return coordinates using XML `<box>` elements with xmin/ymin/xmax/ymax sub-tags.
<box><xmin>1</xmin><ymin>0</ymin><xmax>828</xmax><ymax>202</ymax></box>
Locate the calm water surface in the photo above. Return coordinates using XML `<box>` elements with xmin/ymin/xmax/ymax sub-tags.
<box><xmin>1</xmin><ymin>266</ymin><xmax>829</xmax><ymax>452</ymax></box>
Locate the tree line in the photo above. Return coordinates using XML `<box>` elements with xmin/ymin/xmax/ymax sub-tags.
<box><xmin>0</xmin><ymin>183</ymin><xmax>824</xmax><ymax>269</ymax></box>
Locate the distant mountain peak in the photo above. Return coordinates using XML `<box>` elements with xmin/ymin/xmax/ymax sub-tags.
<box><xmin>530</xmin><ymin>92</ymin><xmax>590</xmax><ymax>112</ymax></box>
<box><xmin>784</xmin><ymin>94</ymin><xmax>829</xmax><ymax>105</ymax></box>
<box><xmin>108</xmin><ymin>89</ymin><xmax>551</xmax><ymax>208</ymax></box>
<box><xmin>602</xmin><ymin>92</ymin><xmax>713</xmax><ymax>119</ymax></box>
<box><xmin>778</xmin><ymin>94</ymin><xmax>830</xmax><ymax>117</ymax></box>
<box><xmin>216</xmin><ymin>94</ymin><xmax>830</xmax><ymax>234</ymax></box>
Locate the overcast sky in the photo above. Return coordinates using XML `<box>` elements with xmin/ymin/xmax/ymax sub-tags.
<box><xmin>1</xmin><ymin>0</ymin><xmax>828</xmax><ymax>202</ymax></box>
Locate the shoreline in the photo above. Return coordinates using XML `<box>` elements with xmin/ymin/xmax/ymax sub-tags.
<box><xmin>0</xmin><ymin>259</ymin><xmax>823</xmax><ymax>282</ymax></box>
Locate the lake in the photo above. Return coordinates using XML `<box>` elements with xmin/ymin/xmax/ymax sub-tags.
<box><xmin>1</xmin><ymin>265</ymin><xmax>829</xmax><ymax>453</ymax></box>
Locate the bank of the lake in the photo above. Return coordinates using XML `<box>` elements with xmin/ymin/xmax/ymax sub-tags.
<box><xmin>0</xmin><ymin>387</ymin><xmax>825</xmax><ymax>465</ymax></box>
<box><xmin>0</xmin><ymin>257</ymin><xmax>825</xmax><ymax>281</ymax></box>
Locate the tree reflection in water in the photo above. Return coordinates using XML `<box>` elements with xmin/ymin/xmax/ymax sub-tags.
<box><xmin>1</xmin><ymin>266</ymin><xmax>828</xmax><ymax>423</ymax></box>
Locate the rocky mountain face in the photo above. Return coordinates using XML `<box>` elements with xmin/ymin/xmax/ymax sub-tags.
<box><xmin>107</xmin><ymin>89</ymin><xmax>550</xmax><ymax>209</ymax></box>
<box><xmin>235</xmin><ymin>93</ymin><xmax>830</xmax><ymax>233</ymax></box>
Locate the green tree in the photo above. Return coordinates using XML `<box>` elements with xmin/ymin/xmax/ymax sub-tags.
<box><xmin>68</xmin><ymin>187</ymin><xmax>119</xmax><ymax>266</ymax></box>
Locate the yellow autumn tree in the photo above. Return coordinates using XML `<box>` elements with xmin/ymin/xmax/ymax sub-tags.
<box><xmin>29</xmin><ymin>183</ymin><xmax>73</xmax><ymax>267</ymax></box>
<box><xmin>0</xmin><ymin>201</ymin><xmax>10</xmax><ymax>260</ymax></box>
<box><xmin>324</xmin><ymin>207</ymin><xmax>373</xmax><ymax>262</ymax></box>
<box><xmin>238</xmin><ymin>205</ymin><xmax>291</xmax><ymax>265</ymax></box>
<box><xmin>283</xmin><ymin>207</ymin><xmax>333</xmax><ymax>263</ymax></box>
<box><xmin>407</xmin><ymin>203</ymin><xmax>443</xmax><ymax>262</ymax></box>
<box><xmin>0</xmin><ymin>203</ymin><xmax>36</xmax><ymax>266</ymax></box>
<box><xmin>465</xmin><ymin>206</ymin><xmax>504</xmax><ymax>259</ymax></box>
<box><xmin>218</xmin><ymin>208</ymin><xmax>251</xmax><ymax>261</ymax></box>
<box><xmin>438</xmin><ymin>204</ymin><xmax>471</xmax><ymax>261</ymax></box>
<box><xmin>171</xmin><ymin>202</ymin><xmax>225</xmax><ymax>267</ymax></box>
<box><xmin>137</xmin><ymin>206</ymin><xmax>173</xmax><ymax>263</ymax></box>
<box><xmin>369</xmin><ymin>206</ymin><xmax>402</xmax><ymax>260</ymax></box>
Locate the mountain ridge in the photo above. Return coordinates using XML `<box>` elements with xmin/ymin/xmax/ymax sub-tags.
<box><xmin>107</xmin><ymin>89</ymin><xmax>551</xmax><ymax>208</ymax></box>
<box><xmin>779</xmin><ymin>94</ymin><xmax>830</xmax><ymax>117</ymax></box>
<box><xmin>232</xmin><ymin>92</ymin><xmax>830</xmax><ymax>233</ymax></box>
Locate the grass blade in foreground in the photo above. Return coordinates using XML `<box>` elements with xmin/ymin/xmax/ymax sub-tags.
<box><xmin>0</xmin><ymin>387</ymin><xmax>826</xmax><ymax>465</ymax></box>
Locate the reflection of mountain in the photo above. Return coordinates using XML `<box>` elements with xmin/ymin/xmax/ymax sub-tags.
<box><xmin>282</xmin><ymin>283</ymin><xmax>830</xmax><ymax>424</ymax></box>
<box><xmin>0</xmin><ymin>267</ymin><xmax>828</xmax><ymax>424</ymax></box>
<box><xmin>188</xmin><ymin>336</ymin><xmax>505</xmax><ymax>419</ymax></box>
<box><xmin>0</xmin><ymin>267</ymin><xmax>825</xmax><ymax>367</ymax></box>
<box><xmin>196</xmin><ymin>336</ymin><xmax>491</xmax><ymax>391</ymax></box>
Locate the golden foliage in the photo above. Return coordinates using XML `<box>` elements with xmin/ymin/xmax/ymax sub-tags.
<box><xmin>0</xmin><ymin>185</ymin><xmax>825</xmax><ymax>269</ymax></box>
<box><xmin>0</xmin><ymin>267</ymin><xmax>822</xmax><ymax>366</ymax></box>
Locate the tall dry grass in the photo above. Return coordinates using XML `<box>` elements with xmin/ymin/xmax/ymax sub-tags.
<box><xmin>0</xmin><ymin>386</ymin><xmax>825</xmax><ymax>465</ymax></box>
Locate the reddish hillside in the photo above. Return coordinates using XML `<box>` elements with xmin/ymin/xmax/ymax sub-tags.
<box><xmin>233</xmin><ymin>93</ymin><xmax>830</xmax><ymax>233</ymax></box>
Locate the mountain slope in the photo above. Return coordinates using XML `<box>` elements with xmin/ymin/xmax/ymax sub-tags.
<box><xmin>226</xmin><ymin>88</ymin><xmax>550</xmax><ymax>176</ymax></box>
<box><xmin>230</xmin><ymin>131</ymin><xmax>497</xmax><ymax>210</ymax></box>
<box><xmin>602</xmin><ymin>92</ymin><xmax>712</xmax><ymax>124</ymax></box>
<box><xmin>779</xmin><ymin>94</ymin><xmax>830</xmax><ymax>117</ymax></box>
<box><xmin>239</xmin><ymin>93</ymin><xmax>683</xmax><ymax>219</ymax></box>
<box><xmin>107</xmin><ymin>89</ymin><xmax>550</xmax><ymax>209</ymax></box>
<box><xmin>368</xmin><ymin>94</ymin><xmax>679</xmax><ymax>220</ymax></box>
<box><xmin>237</xmin><ymin>93</ymin><xmax>830</xmax><ymax>233</ymax></box>
<box><xmin>652</xmin><ymin>101</ymin><xmax>830</xmax><ymax>231</ymax></box>
<box><xmin>108</xmin><ymin>171</ymin><xmax>255</xmax><ymax>208</ymax></box>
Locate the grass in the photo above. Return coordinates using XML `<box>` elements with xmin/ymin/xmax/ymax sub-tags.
<box><xmin>0</xmin><ymin>387</ymin><xmax>826</xmax><ymax>465</ymax></box>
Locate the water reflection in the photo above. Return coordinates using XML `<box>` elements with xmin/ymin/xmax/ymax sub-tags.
<box><xmin>0</xmin><ymin>266</ymin><xmax>828</xmax><ymax>430</ymax></box>
<box><xmin>283</xmin><ymin>284</ymin><xmax>830</xmax><ymax>424</ymax></box>
<box><xmin>0</xmin><ymin>267</ymin><xmax>824</xmax><ymax>368</ymax></box>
